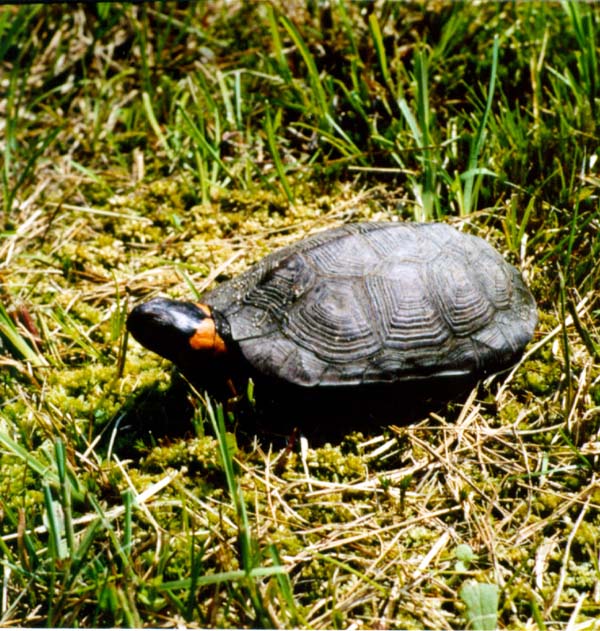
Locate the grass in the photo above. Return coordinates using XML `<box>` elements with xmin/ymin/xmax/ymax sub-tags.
<box><xmin>0</xmin><ymin>1</ymin><xmax>599</xmax><ymax>628</ymax></box>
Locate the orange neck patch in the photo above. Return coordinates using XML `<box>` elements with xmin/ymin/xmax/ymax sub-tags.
<box><xmin>188</xmin><ymin>303</ymin><xmax>227</xmax><ymax>355</ymax></box>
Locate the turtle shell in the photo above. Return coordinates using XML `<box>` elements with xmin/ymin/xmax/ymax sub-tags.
<box><xmin>202</xmin><ymin>222</ymin><xmax>537</xmax><ymax>387</ymax></box>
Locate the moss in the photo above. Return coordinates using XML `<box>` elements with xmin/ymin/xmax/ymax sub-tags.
<box><xmin>591</xmin><ymin>383</ymin><xmax>600</xmax><ymax>407</ymax></box>
<box><xmin>298</xmin><ymin>557</ymin><xmax>338</xmax><ymax>600</ymax></box>
<box><xmin>216</xmin><ymin>188</ymin><xmax>289</xmax><ymax>217</ymax></box>
<box><xmin>141</xmin><ymin>435</ymin><xmax>223</xmax><ymax>477</ymax></box>
<box><xmin>515</xmin><ymin>357</ymin><xmax>562</xmax><ymax>397</ymax></box>
<box><xmin>268</xmin><ymin>531</ymin><xmax>305</xmax><ymax>557</ymax></box>
<box><xmin>388</xmin><ymin>614</ymin><xmax>424</xmax><ymax>630</ymax></box>
<box><xmin>590</xmin><ymin>487</ymin><xmax>600</xmax><ymax>506</ymax></box>
<box><xmin>564</xmin><ymin>560</ymin><xmax>598</xmax><ymax>590</ymax></box>
<box><xmin>101</xmin><ymin>178</ymin><xmax>361</xmax><ymax>291</ymax></box>
<box><xmin>305</xmin><ymin>443</ymin><xmax>367</xmax><ymax>482</ymax></box>
<box><xmin>573</xmin><ymin>520</ymin><xmax>600</xmax><ymax>550</ymax></box>
<box><xmin>0</xmin><ymin>461</ymin><xmax>44</xmax><ymax>514</ymax></box>
<box><xmin>495</xmin><ymin>542</ymin><xmax>530</xmax><ymax>568</ymax></box>
<box><xmin>405</xmin><ymin>526</ymin><xmax>438</xmax><ymax>547</ymax></box>
<box><xmin>43</xmin><ymin>364</ymin><xmax>131</xmax><ymax>429</ymax></box>
<box><xmin>532</xmin><ymin>491</ymin><xmax>566</xmax><ymax>514</ymax></box>
<box><xmin>295</xmin><ymin>497</ymin><xmax>355</xmax><ymax>525</ymax></box>
<box><xmin>499</xmin><ymin>399</ymin><xmax>522</xmax><ymax>425</ymax></box>
<box><xmin>0</xmin><ymin>400</ymin><xmax>29</xmax><ymax>427</ymax></box>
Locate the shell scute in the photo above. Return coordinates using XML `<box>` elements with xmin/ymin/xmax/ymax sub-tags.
<box><xmin>430</xmin><ymin>255</ymin><xmax>496</xmax><ymax>336</ymax></box>
<box><xmin>283</xmin><ymin>280</ymin><xmax>381</xmax><ymax>363</ymax></box>
<box><xmin>366</xmin><ymin>265</ymin><xmax>450</xmax><ymax>351</ymax></box>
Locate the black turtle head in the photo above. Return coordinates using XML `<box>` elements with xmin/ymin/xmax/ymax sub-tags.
<box><xmin>127</xmin><ymin>297</ymin><xmax>227</xmax><ymax>370</ymax></box>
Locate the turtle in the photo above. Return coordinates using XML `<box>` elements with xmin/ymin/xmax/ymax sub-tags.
<box><xmin>127</xmin><ymin>222</ymin><xmax>537</xmax><ymax>396</ymax></box>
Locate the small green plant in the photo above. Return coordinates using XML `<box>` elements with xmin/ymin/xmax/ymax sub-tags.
<box><xmin>460</xmin><ymin>581</ymin><xmax>499</xmax><ymax>631</ymax></box>
<box><xmin>454</xmin><ymin>543</ymin><xmax>477</xmax><ymax>572</ymax></box>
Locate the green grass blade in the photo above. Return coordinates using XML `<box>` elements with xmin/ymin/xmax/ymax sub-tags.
<box><xmin>280</xmin><ymin>15</ymin><xmax>330</xmax><ymax>126</ymax></box>
<box><xmin>216</xmin><ymin>70</ymin><xmax>236</xmax><ymax>127</ymax></box>
<box><xmin>264</xmin><ymin>109</ymin><xmax>295</xmax><ymax>203</ymax></box>
<box><xmin>368</xmin><ymin>12</ymin><xmax>396</xmax><ymax>98</ymax></box>
<box><xmin>157</xmin><ymin>565</ymin><xmax>288</xmax><ymax>592</ymax></box>
<box><xmin>314</xmin><ymin>551</ymin><xmax>389</xmax><ymax>596</ymax></box>
<box><xmin>122</xmin><ymin>488</ymin><xmax>133</xmax><ymax>556</ymax></box>
<box><xmin>43</xmin><ymin>482</ymin><xmax>69</xmax><ymax>561</ymax></box>
<box><xmin>268</xmin><ymin>544</ymin><xmax>305</xmax><ymax>627</ymax></box>
<box><xmin>266</xmin><ymin>4</ymin><xmax>293</xmax><ymax>85</ymax></box>
<box><xmin>558</xmin><ymin>268</ymin><xmax>573</xmax><ymax>417</ymax></box>
<box><xmin>49</xmin><ymin>306</ymin><xmax>103</xmax><ymax>360</ymax></box>
<box><xmin>179</xmin><ymin>106</ymin><xmax>236</xmax><ymax>185</ymax></box>
<box><xmin>184</xmin><ymin>535</ymin><xmax>204</xmax><ymax>621</ymax></box>
<box><xmin>54</xmin><ymin>439</ymin><xmax>75</xmax><ymax>555</ymax></box>
<box><xmin>205</xmin><ymin>398</ymin><xmax>252</xmax><ymax>570</ymax></box>
<box><xmin>69</xmin><ymin>160</ymin><xmax>113</xmax><ymax>194</ymax></box>
<box><xmin>142</xmin><ymin>91</ymin><xmax>175</xmax><ymax>164</ymax></box>
<box><xmin>0</xmin><ymin>431</ymin><xmax>58</xmax><ymax>482</ymax></box>
<box><xmin>0</xmin><ymin>303</ymin><xmax>48</xmax><ymax>366</ymax></box>
<box><xmin>414</xmin><ymin>47</ymin><xmax>437</xmax><ymax>218</ymax></box>
<box><xmin>462</xmin><ymin>35</ymin><xmax>499</xmax><ymax>215</ymax></box>
<box><xmin>561</xmin><ymin>0</ymin><xmax>597</xmax><ymax>118</ymax></box>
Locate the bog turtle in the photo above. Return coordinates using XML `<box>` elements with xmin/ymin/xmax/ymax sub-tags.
<box><xmin>127</xmin><ymin>222</ymin><xmax>537</xmax><ymax>391</ymax></box>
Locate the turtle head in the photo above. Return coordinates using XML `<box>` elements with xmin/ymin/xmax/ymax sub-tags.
<box><xmin>127</xmin><ymin>297</ymin><xmax>227</xmax><ymax>370</ymax></box>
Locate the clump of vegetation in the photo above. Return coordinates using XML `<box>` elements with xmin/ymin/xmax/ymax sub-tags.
<box><xmin>1</xmin><ymin>2</ymin><xmax>599</xmax><ymax>628</ymax></box>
